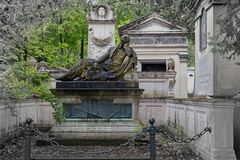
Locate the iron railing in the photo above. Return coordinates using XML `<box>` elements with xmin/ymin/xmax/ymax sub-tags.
<box><xmin>0</xmin><ymin>118</ymin><xmax>211</xmax><ymax>160</ymax></box>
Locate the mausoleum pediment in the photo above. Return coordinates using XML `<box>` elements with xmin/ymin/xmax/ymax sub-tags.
<box><xmin>132</xmin><ymin>19</ymin><xmax>181</xmax><ymax>32</ymax></box>
<box><xmin>119</xmin><ymin>13</ymin><xmax>187</xmax><ymax>35</ymax></box>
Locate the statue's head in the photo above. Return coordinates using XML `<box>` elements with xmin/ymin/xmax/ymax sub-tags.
<box><xmin>121</xmin><ymin>35</ymin><xmax>130</xmax><ymax>45</ymax></box>
<box><xmin>98</xmin><ymin>6</ymin><xmax>106</xmax><ymax>17</ymax></box>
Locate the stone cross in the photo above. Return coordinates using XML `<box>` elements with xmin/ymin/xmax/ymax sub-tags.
<box><xmin>87</xmin><ymin>4</ymin><xmax>116</xmax><ymax>59</ymax></box>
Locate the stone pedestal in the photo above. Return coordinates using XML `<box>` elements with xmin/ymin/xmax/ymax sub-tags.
<box><xmin>50</xmin><ymin>81</ymin><xmax>144</xmax><ymax>139</ymax></box>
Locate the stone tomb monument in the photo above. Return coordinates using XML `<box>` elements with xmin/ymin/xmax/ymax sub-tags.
<box><xmin>51</xmin><ymin>32</ymin><xmax>143</xmax><ymax>139</ymax></box>
<box><xmin>88</xmin><ymin>4</ymin><xmax>116</xmax><ymax>59</ymax></box>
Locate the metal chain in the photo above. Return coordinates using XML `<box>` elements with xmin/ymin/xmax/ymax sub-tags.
<box><xmin>157</xmin><ymin>127</ymin><xmax>211</xmax><ymax>143</ymax></box>
<box><xmin>0</xmin><ymin>126</ymin><xmax>26</xmax><ymax>160</ymax></box>
<box><xmin>32</xmin><ymin>127</ymin><xmax>147</xmax><ymax>155</ymax></box>
<box><xmin>0</xmin><ymin>126</ymin><xmax>25</xmax><ymax>144</ymax></box>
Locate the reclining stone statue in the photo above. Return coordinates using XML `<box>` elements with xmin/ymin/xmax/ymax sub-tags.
<box><xmin>57</xmin><ymin>35</ymin><xmax>138</xmax><ymax>81</ymax></box>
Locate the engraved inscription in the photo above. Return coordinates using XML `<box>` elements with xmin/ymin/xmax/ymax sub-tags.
<box><xmin>131</xmin><ymin>36</ymin><xmax>186</xmax><ymax>44</ymax></box>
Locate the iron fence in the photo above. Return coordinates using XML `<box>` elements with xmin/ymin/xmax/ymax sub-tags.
<box><xmin>0</xmin><ymin>118</ymin><xmax>211</xmax><ymax>160</ymax></box>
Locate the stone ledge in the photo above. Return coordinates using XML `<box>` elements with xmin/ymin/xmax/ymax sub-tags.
<box><xmin>51</xmin><ymin>88</ymin><xmax>144</xmax><ymax>96</ymax></box>
<box><xmin>165</xmin><ymin>98</ymin><xmax>236</xmax><ymax>108</ymax></box>
<box><xmin>56</xmin><ymin>81</ymin><xmax>139</xmax><ymax>88</ymax></box>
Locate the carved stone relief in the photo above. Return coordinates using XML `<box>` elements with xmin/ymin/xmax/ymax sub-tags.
<box><xmin>89</xmin><ymin>29</ymin><xmax>113</xmax><ymax>47</ymax></box>
<box><xmin>130</xmin><ymin>36</ymin><xmax>187</xmax><ymax>45</ymax></box>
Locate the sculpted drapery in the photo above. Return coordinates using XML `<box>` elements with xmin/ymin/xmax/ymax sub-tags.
<box><xmin>57</xmin><ymin>35</ymin><xmax>138</xmax><ymax>81</ymax></box>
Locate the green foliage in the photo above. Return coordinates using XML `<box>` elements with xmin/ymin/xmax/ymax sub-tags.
<box><xmin>187</xmin><ymin>36</ymin><xmax>195</xmax><ymax>67</ymax></box>
<box><xmin>27</xmin><ymin>6</ymin><xmax>88</xmax><ymax>68</ymax></box>
<box><xmin>34</xmin><ymin>85</ymin><xmax>65</xmax><ymax>123</ymax></box>
<box><xmin>0</xmin><ymin>61</ymin><xmax>65</xmax><ymax>123</ymax></box>
<box><xmin>100</xmin><ymin>0</ymin><xmax>151</xmax><ymax>27</ymax></box>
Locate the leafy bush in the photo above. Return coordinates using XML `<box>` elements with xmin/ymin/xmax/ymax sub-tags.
<box><xmin>0</xmin><ymin>61</ymin><xmax>65</xmax><ymax>123</ymax></box>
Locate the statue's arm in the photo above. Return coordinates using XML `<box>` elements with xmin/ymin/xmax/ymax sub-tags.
<box><xmin>96</xmin><ymin>49</ymin><xmax>110</xmax><ymax>64</ymax></box>
<box><xmin>126</xmin><ymin>47</ymin><xmax>138</xmax><ymax>66</ymax></box>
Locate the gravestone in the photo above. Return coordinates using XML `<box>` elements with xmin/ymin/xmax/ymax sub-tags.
<box><xmin>194</xmin><ymin>1</ymin><xmax>240</xmax><ymax>98</ymax></box>
<box><xmin>88</xmin><ymin>4</ymin><xmax>116</xmax><ymax>59</ymax></box>
<box><xmin>190</xmin><ymin>1</ymin><xmax>239</xmax><ymax>159</ymax></box>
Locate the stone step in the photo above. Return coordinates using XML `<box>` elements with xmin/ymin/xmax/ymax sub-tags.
<box><xmin>57</xmin><ymin>122</ymin><xmax>141</xmax><ymax>127</ymax></box>
<box><xmin>32</xmin><ymin>157</ymin><xmax>149</xmax><ymax>160</ymax></box>
<box><xmin>50</xmin><ymin>120</ymin><xmax>142</xmax><ymax>140</ymax></box>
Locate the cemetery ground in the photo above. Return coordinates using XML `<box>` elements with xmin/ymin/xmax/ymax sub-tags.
<box><xmin>0</xmin><ymin>126</ymin><xmax>203</xmax><ymax>160</ymax></box>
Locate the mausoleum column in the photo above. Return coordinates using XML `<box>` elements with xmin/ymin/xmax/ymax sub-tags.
<box><xmin>179</xmin><ymin>53</ymin><xmax>188</xmax><ymax>98</ymax></box>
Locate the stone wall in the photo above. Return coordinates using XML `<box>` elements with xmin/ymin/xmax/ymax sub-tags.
<box><xmin>139</xmin><ymin>99</ymin><xmax>166</xmax><ymax>126</ymax></box>
<box><xmin>166</xmin><ymin>99</ymin><xmax>237</xmax><ymax>160</ymax></box>
<box><xmin>138</xmin><ymin>72</ymin><xmax>176</xmax><ymax>98</ymax></box>
<box><xmin>0</xmin><ymin>96</ymin><xmax>169</xmax><ymax>137</ymax></box>
<box><xmin>0</xmin><ymin>99</ymin><xmax>53</xmax><ymax>136</ymax></box>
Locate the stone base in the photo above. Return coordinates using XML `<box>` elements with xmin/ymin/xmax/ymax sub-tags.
<box><xmin>190</xmin><ymin>146</ymin><xmax>237</xmax><ymax>160</ymax></box>
<box><xmin>166</xmin><ymin>99</ymin><xmax>237</xmax><ymax>160</ymax></box>
<box><xmin>50</xmin><ymin>119</ymin><xmax>141</xmax><ymax>139</ymax></box>
<box><xmin>50</xmin><ymin>81</ymin><xmax>144</xmax><ymax>140</ymax></box>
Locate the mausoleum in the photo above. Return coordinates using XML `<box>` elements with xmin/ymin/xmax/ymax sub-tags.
<box><xmin>119</xmin><ymin>13</ymin><xmax>188</xmax><ymax>99</ymax></box>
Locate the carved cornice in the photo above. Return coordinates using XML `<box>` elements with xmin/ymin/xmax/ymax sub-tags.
<box><xmin>88</xmin><ymin>19</ymin><xmax>116</xmax><ymax>24</ymax></box>
<box><xmin>138</xmin><ymin>71</ymin><xmax>176</xmax><ymax>79</ymax></box>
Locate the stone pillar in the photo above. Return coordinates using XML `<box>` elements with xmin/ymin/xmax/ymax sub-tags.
<box><xmin>88</xmin><ymin>4</ymin><xmax>116</xmax><ymax>59</ymax></box>
<box><xmin>179</xmin><ymin>53</ymin><xmax>188</xmax><ymax>98</ymax></box>
<box><xmin>210</xmin><ymin>100</ymin><xmax>236</xmax><ymax>160</ymax></box>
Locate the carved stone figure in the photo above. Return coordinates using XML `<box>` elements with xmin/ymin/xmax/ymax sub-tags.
<box><xmin>168</xmin><ymin>58</ymin><xmax>175</xmax><ymax>71</ymax></box>
<box><xmin>89</xmin><ymin>28</ymin><xmax>113</xmax><ymax>47</ymax></box>
<box><xmin>57</xmin><ymin>35</ymin><xmax>138</xmax><ymax>81</ymax></box>
<box><xmin>97</xmin><ymin>6</ymin><xmax>107</xmax><ymax>19</ymax></box>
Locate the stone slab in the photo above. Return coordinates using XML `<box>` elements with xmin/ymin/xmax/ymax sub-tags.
<box><xmin>56</xmin><ymin>81</ymin><xmax>139</xmax><ymax>89</ymax></box>
<box><xmin>52</xmin><ymin>81</ymin><xmax>144</xmax><ymax>96</ymax></box>
<box><xmin>50</xmin><ymin>119</ymin><xmax>142</xmax><ymax>140</ymax></box>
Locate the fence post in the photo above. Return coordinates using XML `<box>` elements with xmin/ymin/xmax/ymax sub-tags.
<box><xmin>24</xmin><ymin>118</ymin><xmax>33</xmax><ymax>160</ymax></box>
<box><xmin>148</xmin><ymin>118</ymin><xmax>157</xmax><ymax>160</ymax></box>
